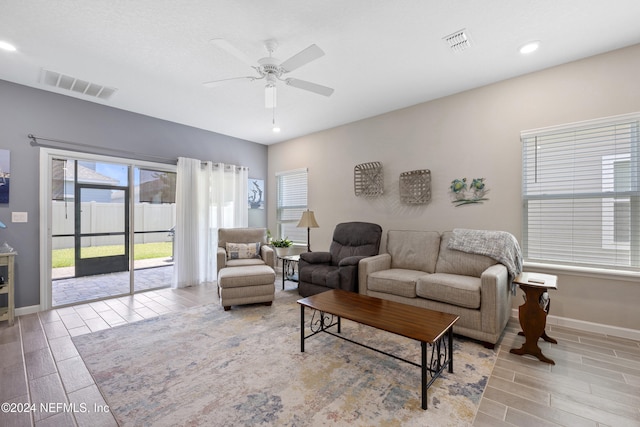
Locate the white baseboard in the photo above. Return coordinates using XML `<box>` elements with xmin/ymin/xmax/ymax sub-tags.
<box><xmin>511</xmin><ymin>309</ymin><xmax>640</xmax><ymax>342</ymax></box>
<box><xmin>15</xmin><ymin>305</ymin><xmax>41</xmax><ymax>317</ymax></box>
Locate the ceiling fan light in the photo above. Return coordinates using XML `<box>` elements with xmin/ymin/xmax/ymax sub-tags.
<box><xmin>0</xmin><ymin>41</ymin><xmax>17</xmax><ymax>52</ymax></box>
<box><xmin>265</xmin><ymin>85</ymin><xmax>277</xmax><ymax>108</ymax></box>
<box><xmin>520</xmin><ymin>41</ymin><xmax>540</xmax><ymax>54</ymax></box>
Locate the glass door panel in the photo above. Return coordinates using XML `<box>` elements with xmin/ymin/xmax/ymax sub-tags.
<box><xmin>75</xmin><ymin>186</ymin><xmax>129</xmax><ymax>278</ymax></box>
<box><xmin>133</xmin><ymin>167</ymin><xmax>175</xmax><ymax>291</ymax></box>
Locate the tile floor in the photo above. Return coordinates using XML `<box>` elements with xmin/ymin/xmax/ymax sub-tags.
<box><xmin>1</xmin><ymin>279</ymin><xmax>639</xmax><ymax>426</ymax></box>
<box><xmin>1</xmin><ymin>282</ymin><xmax>218</xmax><ymax>427</ymax></box>
<box><xmin>52</xmin><ymin>259</ymin><xmax>173</xmax><ymax>307</ymax></box>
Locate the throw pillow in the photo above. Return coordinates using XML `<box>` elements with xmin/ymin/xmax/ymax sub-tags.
<box><xmin>226</xmin><ymin>242</ymin><xmax>261</xmax><ymax>260</ymax></box>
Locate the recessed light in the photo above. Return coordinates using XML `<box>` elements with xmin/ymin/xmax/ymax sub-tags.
<box><xmin>0</xmin><ymin>41</ymin><xmax>17</xmax><ymax>52</ymax></box>
<box><xmin>520</xmin><ymin>41</ymin><xmax>540</xmax><ymax>54</ymax></box>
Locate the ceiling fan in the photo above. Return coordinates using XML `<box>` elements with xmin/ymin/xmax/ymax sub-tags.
<box><xmin>204</xmin><ymin>38</ymin><xmax>334</xmax><ymax>108</ymax></box>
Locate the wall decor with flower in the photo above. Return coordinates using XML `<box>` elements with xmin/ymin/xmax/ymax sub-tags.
<box><xmin>449</xmin><ymin>177</ymin><xmax>489</xmax><ymax>206</ymax></box>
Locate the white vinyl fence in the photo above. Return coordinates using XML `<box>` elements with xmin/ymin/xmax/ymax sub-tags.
<box><xmin>52</xmin><ymin>201</ymin><xmax>176</xmax><ymax>249</ymax></box>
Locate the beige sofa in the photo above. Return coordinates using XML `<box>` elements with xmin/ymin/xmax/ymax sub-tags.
<box><xmin>359</xmin><ymin>230</ymin><xmax>518</xmax><ymax>347</ymax></box>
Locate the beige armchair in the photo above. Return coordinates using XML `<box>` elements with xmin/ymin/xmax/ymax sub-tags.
<box><xmin>216</xmin><ymin>227</ymin><xmax>275</xmax><ymax>275</ymax></box>
<box><xmin>216</xmin><ymin>227</ymin><xmax>276</xmax><ymax>311</ymax></box>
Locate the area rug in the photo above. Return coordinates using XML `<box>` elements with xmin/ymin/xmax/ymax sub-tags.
<box><xmin>72</xmin><ymin>289</ymin><xmax>496</xmax><ymax>426</ymax></box>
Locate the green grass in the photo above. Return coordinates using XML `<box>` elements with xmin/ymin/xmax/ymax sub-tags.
<box><xmin>52</xmin><ymin>242</ymin><xmax>172</xmax><ymax>268</ymax></box>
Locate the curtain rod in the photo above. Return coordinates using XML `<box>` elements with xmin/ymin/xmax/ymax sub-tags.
<box><xmin>29</xmin><ymin>134</ymin><xmax>249</xmax><ymax>170</ymax></box>
<box><xmin>28</xmin><ymin>134</ymin><xmax>177</xmax><ymax>165</ymax></box>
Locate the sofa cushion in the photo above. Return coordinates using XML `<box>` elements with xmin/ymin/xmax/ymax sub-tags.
<box><xmin>226</xmin><ymin>242</ymin><xmax>260</xmax><ymax>260</ymax></box>
<box><xmin>218</xmin><ymin>228</ymin><xmax>267</xmax><ymax>247</ymax></box>
<box><xmin>299</xmin><ymin>264</ymin><xmax>340</xmax><ymax>289</ymax></box>
<box><xmin>329</xmin><ymin>222</ymin><xmax>383</xmax><ymax>266</ymax></box>
<box><xmin>387</xmin><ymin>230</ymin><xmax>441</xmax><ymax>273</ymax></box>
<box><xmin>416</xmin><ymin>273</ymin><xmax>481</xmax><ymax>309</ymax></box>
<box><xmin>368</xmin><ymin>269</ymin><xmax>428</xmax><ymax>298</ymax></box>
<box><xmin>435</xmin><ymin>231</ymin><xmax>497</xmax><ymax>277</ymax></box>
<box><xmin>225</xmin><ymin>258</ymin><xmax>266</xmax><ymax>269</ymax></box>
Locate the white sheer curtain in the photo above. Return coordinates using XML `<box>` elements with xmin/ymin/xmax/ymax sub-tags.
<box><xmin>211</xmin><ymin>163</ymin><xmax>249</xmax><ymax>229</ymax></box>
<box><xmin>173</xmin><ymin>158</ymin><xmax>248</xmax><ymax>288</ymax></box>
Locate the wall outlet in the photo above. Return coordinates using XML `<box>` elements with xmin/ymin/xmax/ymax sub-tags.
<box><xmin>12</xmin><ymin>212</ymin><xmax>28</xmax><ymax>223</ymax></box>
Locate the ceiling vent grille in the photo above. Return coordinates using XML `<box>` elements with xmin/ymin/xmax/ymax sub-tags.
<box><xmin>39</xmin><ymin>69</ymin><xmax>117</xmax><ymax>100</ymax></box>
<box><xmin>443</xmin><ymin>29</ymin><xmax>471</xmax><ymax>53</ymax></box>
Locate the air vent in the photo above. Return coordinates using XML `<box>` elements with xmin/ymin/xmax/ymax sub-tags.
<box><xmin>443</xmin><ymin>29</ymin><xmax>471</xmax><ymax>53</ymax></box>
<box><xmin>39</xmin><ymin>69</ymin><xmax>118</xmax><ymax>100</ymax></box>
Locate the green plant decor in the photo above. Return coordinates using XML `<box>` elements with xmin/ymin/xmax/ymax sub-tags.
<box><xmin>271</xmin><ymin>237</ymin><xmax>293</xmax><ymax>248</ymax></box>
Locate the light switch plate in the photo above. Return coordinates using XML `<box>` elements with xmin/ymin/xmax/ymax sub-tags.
<box><xmin>11</xmin><ymin>212</ymin><xmax>28</xmax><ymax>223</ymax></box>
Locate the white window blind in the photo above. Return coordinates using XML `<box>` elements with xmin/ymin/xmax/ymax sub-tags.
<box><xmin>276</xmin><ymin>168</ymin><xmax>308</xmax><ymax>244</ymax></box>
<box><xmin>521</xmin><ymin>113</ymin><xmax>640</xmax><ymax>271</ymax></box>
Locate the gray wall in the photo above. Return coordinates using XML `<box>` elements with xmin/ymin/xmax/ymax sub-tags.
<box><xmin>267</xmin><ymin>44</ymin><xmax>640</xmax><ymax>332</ymax></box>
<box><xmin>0</xmin><ymin>79</ymin><xmax>268</xmax><ymax>309</ymax></box>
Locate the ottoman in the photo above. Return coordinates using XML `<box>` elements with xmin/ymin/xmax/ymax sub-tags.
<box><xmin>217</xmin><ymin>265</ymin><xmax>276</xmax><ymax>311</ymax></box>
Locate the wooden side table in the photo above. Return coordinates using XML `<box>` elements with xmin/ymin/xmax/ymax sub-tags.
<box><xmin>0</xmin><ymin>252</ymin><xmax>16</xmax><ymax>327</ymax></box>
<box><xmin>510</xmin><ymin>272</ymin><xmax>558</xmax><ymax>365</ymax></box>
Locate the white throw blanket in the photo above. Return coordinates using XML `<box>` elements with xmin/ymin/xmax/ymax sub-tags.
<box><xmin>448</xmin><ymin>228</ymin><xmax>523</xmax><ymax>293</ymax></box>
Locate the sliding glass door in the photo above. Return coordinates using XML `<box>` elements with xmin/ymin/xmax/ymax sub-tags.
<box><xmin>49</xmin><ymin>154</ymin><xmax>175</xmax><ymax>307</ymax></box>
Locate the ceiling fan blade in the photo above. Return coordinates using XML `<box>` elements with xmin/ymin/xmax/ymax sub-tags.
<box><xmin>286</xmin><ymin>78</ymin><xmax>334</xmax><ymax>97</ymax></box>
<box><xmin>203</xmin><ymin>76</ymin><xmax>256</xmax><ymax>88</ymax></box>
<box><xmin>210</xmin><ymin>38</ymin><xmax>254</xmax><ymax>66</ymax></box>
<box><xmin>280</xmin><ymin>44</ymin><xmax>325</xmax><ymax>73</ymax></box>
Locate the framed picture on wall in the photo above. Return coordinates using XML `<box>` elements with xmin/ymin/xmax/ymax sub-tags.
<box><xmin>0</xmin><ymin>149</ymin><xmax>10</xmax><ymax>204</ymax></box>
<box><xmin>249</xmin><ymin>178</ymin><xmax>264</xmax><ymax>209</ymax></box>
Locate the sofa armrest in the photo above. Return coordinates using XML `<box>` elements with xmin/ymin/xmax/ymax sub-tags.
<box><xmin>300</xmin><ymin>251</ymin><xmax>332</xmax><ymax>264</ymax></box>
<box><xmin>358</xmin><ymin>253</ymin><xmax>391</xmax><ymax>294</ymax></box>
<box><xmin>260</xmin><ymin>245</ymin><xmax>275</xmax><ymax>268</ymax></box>
<box><xmin>339</xmin><ymin>255</ymin><xmax>367</xmax><ymax>267</ymax></box>
<box><xmin>480</xmin><ymin>263</ymin><xmax>511</xmax><ymax>336</ymax></box>
<box><xmin>216</xmin><ymin>247</ymin><xmax>227</xmax><ymax>275</ymax></box>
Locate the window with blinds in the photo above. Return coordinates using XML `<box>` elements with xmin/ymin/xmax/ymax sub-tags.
<box><xmin>521</xmin><ymin>113</ymin><xmax>640</xmax><ymax>271</ymax></box>
<box><xmin>276</xmin><ymin>168</ymin><xmax>308</xmax><ymax>244</ymax></box>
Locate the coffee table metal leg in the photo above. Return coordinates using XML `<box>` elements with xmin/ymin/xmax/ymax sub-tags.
<box><xmin>448</xmin><ymin>326</ymin><xmax>454</xmax><ymax>373</ymax></box>
<box><xmin>421</xmin><ymin>341</ymin><xmax>427</xmax><ymax>410</ymax></box>
<box><xmin>300</xmin><ymin>305</ymin><xmax>305</xmax><ymax>353</ymax></box>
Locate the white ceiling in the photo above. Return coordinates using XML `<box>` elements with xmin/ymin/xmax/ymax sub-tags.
<box><xmin>2</xmin><ymin>1</ymin><xmax>640</xmax><ymax>145</ymax></box>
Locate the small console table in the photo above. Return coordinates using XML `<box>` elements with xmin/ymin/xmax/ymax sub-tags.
<box><xmin>510</xmin><ymin>272</ymin><xmax>558</xmax><ymax>365</ymax></box>
<box><xmin>0</xmin><ymin>252</ymin><xmax>16</xmax><ymax>327</ymax></box>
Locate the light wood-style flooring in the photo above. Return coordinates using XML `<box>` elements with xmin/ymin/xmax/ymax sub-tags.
<box><xmin>1</xmin><ymin>280</ymin><xmax>639</xmax><ymax>426</ymax></box>
<box><xmin>477</xmin><ymin>317</ymin><xmax>640</xmax><ymax>427</ymax></box>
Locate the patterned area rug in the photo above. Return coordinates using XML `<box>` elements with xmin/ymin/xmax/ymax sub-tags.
<box><xmin>72</xmin><ymin>288</ymin><xmax>496</xmax><ymax>426</ymax></box>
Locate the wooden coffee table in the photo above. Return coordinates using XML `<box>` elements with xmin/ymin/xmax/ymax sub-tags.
<box><xmin>297</xmin><ymin>289</ymin><xmax>459</xmax><ymax>410</ymax></box>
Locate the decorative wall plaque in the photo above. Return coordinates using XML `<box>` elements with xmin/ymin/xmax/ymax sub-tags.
<box><xmin>399</xmin><ymin>169</ymin><xmax>431</xmax><ymax>204</ymax></box>
<box><xmin>354</xmin><ymin>161</ymin><xmax>383</xmax><ymax>197</ymax></box>
<box><xmin>450</xmin><ymin>177</ymin><xmax>489</xmax><ymax>206</ymax></box>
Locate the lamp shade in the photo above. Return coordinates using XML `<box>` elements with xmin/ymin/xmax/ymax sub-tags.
<box><xmin>297</xmin><ymin>210</ymin><xmax>319</xmax><ymax>228</ymax></box>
